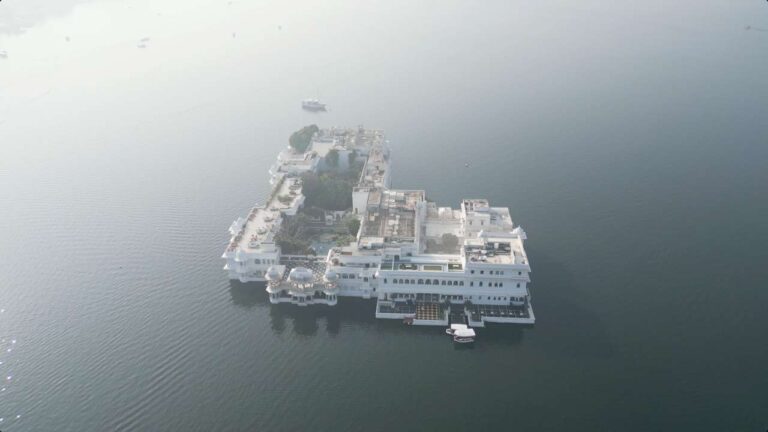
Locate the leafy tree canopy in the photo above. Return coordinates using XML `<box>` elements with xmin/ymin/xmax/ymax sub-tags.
<box><xmin>326</xmin><ymin>149</ymin><xmax>340</xmax><ymax>167</ymax></box>
<box><xmin>289</xmin><ymin>125</ymin><xmax>319</xmax><ymax>153</ymax></box>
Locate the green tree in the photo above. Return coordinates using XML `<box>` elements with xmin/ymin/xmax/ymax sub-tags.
<box><xmin>300</xmin><ymin>171</ymin><xmax>355</xmax><ymax>211</ymax></box>
<box><xmin>289</xmin><ymin>125</ymin><xmax>319</xmax><ymax>153</ymax></box>
<box><xmin>275</xmin><ymin>214</ymin><xmax>312</xmax><ymax>254</ymax></box>
<box><xmin>346</xmin><ymin>217</ymin><xmax>360</xmax><ymax>236</ymax></box>
<box><xmin>326</xmin><ymin>149</ymin><xmax>339</xmax><ymax>167</ymax></box>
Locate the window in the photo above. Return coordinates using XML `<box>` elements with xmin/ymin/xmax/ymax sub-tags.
<box><xmin>349</xmin><ymin>275</ymin><xmax>356</xmax><ymax>279</ymax></box>
<box><xmin>499</xmin><ymin>283</ymin><xmax>503</xmax><ymax>287</ymax></box>
<box><xmin>411</xmin><ymin>279</ymin><xmax>415</xmax><ymax>284</ymax></box>
<box><xmin>363</xmin><ymin>277</ymin><xmax>368</xmax><ymax>282</ymax></box>
<box><xmin>405</xmin><ymin>279</ymin><xmax>410</xmax><ymax>284</ymax></box>
<box><xmin>453</xmin><ymin>281</ymin><xmax>459</xmax><ymax>286</ymax></box>
<box><xmin>470</xmin><ymin>282</ymin><xmax>474</xmax><ymax>287</ymax></box>
<box><xmin>479</xmin><ymin>282</ymin><xmax>483</xmax><ymax>287</ymax></box>
<box><xmin>418</xmin><ymin>279</ymin><xmax>424</xmax><ymax>284</ymax></box>
<box><xmin>516</xmin><ymin>283</ymin><xmax>520</xmax><ymax>288</ymax></box>
<box><xmin>471</xmin><ymin>270</ymin><xmax>475</xmax><ymax>274</ymax></box>
<box><xmin>459</xmin><ymin>281</ymin><xmax>464</xmax><ymax>286</ymax></box>
<box><xmin>433</xmin><ymin>279</ymin><xmax>439</xmax><ymax>285</ymax></box>
<box><xmin>518</xmin><ymin>271</ymin><xmax>522</xmax><ymax>275</ymax></box>
<box><xmin>480</xmin><ymin>270</ymin><xmax>484</xmax><ymax>274</ymax></box>
<box><xmin>426</xmin><ymin>279</ymin><xmax>431</xmax><ymax>285</ymax></box>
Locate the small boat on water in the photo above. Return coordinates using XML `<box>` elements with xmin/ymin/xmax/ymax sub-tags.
<box><xmin>445</xmin><ymin>324</ymin><xmax>476</xmax><ymax>343</ymax></box>
<box><xmin>302</xmin><ymin>99</ymin><xmax>327</xmax><ymax>111</ymax></box>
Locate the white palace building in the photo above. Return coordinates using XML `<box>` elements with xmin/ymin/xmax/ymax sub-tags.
<box><xmin>223</xmin><ymin>127</ymin><xmax>534</xmax><ymax>327</ymax></box>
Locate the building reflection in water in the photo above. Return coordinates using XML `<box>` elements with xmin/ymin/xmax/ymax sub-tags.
<box><xmin>228</xmin><ymin>280</ymin><xmax>527</xmax><ymax>345</ymax></box>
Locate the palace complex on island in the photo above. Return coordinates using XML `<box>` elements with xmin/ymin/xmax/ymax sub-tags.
<box><xmin>223</xmin><ymin>126</ymin><xmax>534</xmax><ymax>327</ymax></box>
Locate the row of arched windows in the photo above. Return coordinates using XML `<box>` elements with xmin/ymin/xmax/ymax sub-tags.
<box><xmin>387</xmin><ymin>278</ymin><xmax>465</xmax><ymax>286</ymax></box>
<box><xmin>383</xmin><ymin>278</ymin><xmax>521</xmax><ymax>289</ymax></box>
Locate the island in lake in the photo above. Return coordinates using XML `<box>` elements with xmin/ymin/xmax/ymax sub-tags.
<box><xmin>223</xmin><ymin>126</ymin><xmax>534</xmax><ymax>328</ymax></box>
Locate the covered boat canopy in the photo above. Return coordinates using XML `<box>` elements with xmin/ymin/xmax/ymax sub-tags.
<box><xmin>454</xmin><ymin>328</ymin><xmax>476</xmax><ymax>338</ymax></box>
<box><xmin>450</xmin><ymin>324</ymin><xmax>468</xmax><ymax>331</ymax></box>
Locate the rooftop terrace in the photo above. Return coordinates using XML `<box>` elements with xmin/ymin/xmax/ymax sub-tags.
<box><xmin>360</xmin><ymin>190</ymin><xmax>423</xmax><ymax>243</ymax></box>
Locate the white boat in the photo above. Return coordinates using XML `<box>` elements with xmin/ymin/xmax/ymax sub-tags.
<box><xmin>453</xmin><ymin>328</ymin><xmax>476</xmax><ymax>344</ymax></box>
<box><xmin>302</xmin><ymin>99</ymin><xmax>326</xmax><ymax>111</ymax></box>
<box><xmin>445</xmin><ymin>323</ymin><xmax>467</xmax><ymax>335</ymax></box>
<box><xmin>0</xmin><ymin>50</ymin><xmax>8</xmax><ymax>59</ymax></box>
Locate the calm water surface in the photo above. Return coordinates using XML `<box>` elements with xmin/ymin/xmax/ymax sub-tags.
<box><xmin>1</xmin><ymin>1</ymin><xmax>767</xmax><ymax>430</ymax></box>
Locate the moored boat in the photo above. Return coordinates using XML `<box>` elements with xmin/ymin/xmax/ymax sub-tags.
<box><xmin>452</xmin><ymin>327</ymin><xmax>476</xmax><ymax>343</ymax></box>
<box><xmin>445</xmin><ymin>323</ymin><xmax>468</xmax><ymax>335</ymax></box>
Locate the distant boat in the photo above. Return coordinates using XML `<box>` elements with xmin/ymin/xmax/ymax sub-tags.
<box><xmin>0</xmin><ymin>50</ymin><xmax>7</xmax><ymax>59</ymax></box>
<box><xmin>302</xmin><ymin>99</ymin><xmax>327</xmax><ymax>112</ymax></box>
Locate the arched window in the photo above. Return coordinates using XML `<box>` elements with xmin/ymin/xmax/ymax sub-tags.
<box><xmin>459</xmin><ymin>281</ymin><xmax>464</xmax><ymax>286</ymax></box>
<box><xmin>411</xmin><ymin>279</ymin><xmax>415</xmax><ymax>284</ymax></box>
<box><xmin>425</xmin><ymin>279</ymin><xmax>431</xmax><ymax>285</ymax></box>
<box><xmin>433</xmin><ymin>279</ymin><xmax>439</xmax><ymax>285</ymax></box>
<box><xmin>453</xmin><ymin>281</ymin><xmax>459</xmax><ymax>286</ymax></box>
<box><xmin>441</xmin><ymin>281</ymin><xmax>446</xmax><ymax>286</ymax></box>
<box><xmin>418</xmin><ymin>279</ymin><xmax>424</xmax><ymax>284</ymax></box>
<box><xmin>405</xmin><ymin>279</ymin><xmax>410</xmax><ymax>284</ymax></box>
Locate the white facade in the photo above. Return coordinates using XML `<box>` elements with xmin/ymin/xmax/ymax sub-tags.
<box><xmin>224</xmin><ymin>127</ymin><xmax>535</xmax><ymax>326</ymax></box>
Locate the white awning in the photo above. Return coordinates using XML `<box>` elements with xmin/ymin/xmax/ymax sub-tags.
<box><xmin>454</xmin><ymin>328</ymin><xmax>476</xmax><ymax>338</ymax></box>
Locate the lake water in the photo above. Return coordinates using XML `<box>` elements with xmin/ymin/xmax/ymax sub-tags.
<box><xmin>1</xmin><ymin>0</ymin><xmax>767</xmax><ymax>430</ymax></box>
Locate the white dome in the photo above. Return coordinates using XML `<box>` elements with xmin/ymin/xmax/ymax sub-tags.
<box><xmin>265</xmin><ymin>266</ymin><xmax>282</xmax><ymax>281</ymax></box>
<box><xmin>288</xmin><ymin>267</ymin><xmax>314</xmax><ymax>284</ymax></box>
<box><xmin>323</xmin><ymin>268</ymin><xmax>339</xmax><ymax>283</ymax></box>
